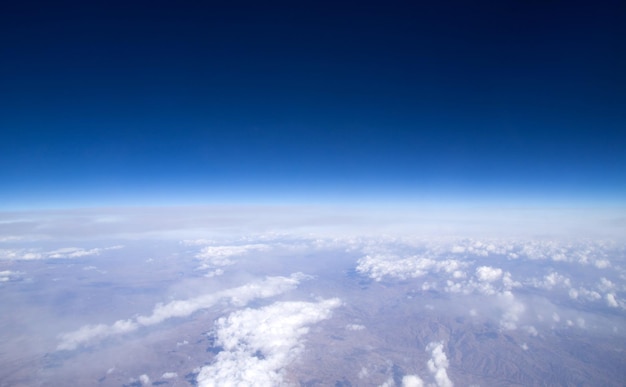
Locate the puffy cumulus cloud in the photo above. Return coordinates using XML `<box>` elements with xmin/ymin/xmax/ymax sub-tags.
<box><xmin>138</xmin><ymin>374</ymin><xmax>151</xmax><ymax>386</ymax></box>
<box><xmin>441</xmin><ymin>237</ymin><xmax>620</xmax><ymax>269</ymax></box>
<box><xmin>196</xmin><ymin>298</ymin><xmax>341</xmax><ymax>387</ymax></box>
<box><xmin>0</xmin><ymin>245</ymin><xmax>123</xmax><ymax>261</ymax></box>
<box><xmin>475</xmin><ymin>266</ymin><xmax>503</xmax><ymax>282</ymax></box>
<box><xmin>426</xmin><ymin>341</ymin><xmax>453</xmax><ymax>387</ymax></box>
<box><xmin>354</xmin><ymin>237</ymin><xmax>619</xmax><ymax>288</ymax></box>
<box><xmin>528</xmin><ymin>272</ymin><xmax>571</xmax><ymax>290</ymax></box>
<box><xmin>57</xmin><ymin>273</ymin><xmax>308</xmax><ymax>350</ymax></box>
<box><xmin>356</xmin><ymin>254</ymin><xmax>468</xmax><ymax>282</ymax></box>
<box><xmin>402</xmin><ymin>374</ymin><xmax>425</xmax><ymax>387</ymax></box>
<box><xmin>444</xmin><ymin>268</ymin><xmax>519</xmax><ymax>297</ymax></box>
<box><xmin>161</xmin><ymin>372</ymin><xmax>177</xmax><ymax>379</ymax></box>
<box><xmin>448</xmin><ymin>239</ymin><xmax>505</xmax><ymax>257</ymax></box>
<box><xmin>598</xmin><ymin>277</ymin><xmax>616</xmax><ymax>292</ymax></box>
<box><xmin>606</xmin><ymin>293</ymin><xmax>619</xmax><ymax>308</ymax></box>
<box><xmin>514</xmin><ymin>239</ymin><xmax>618</xmax><ymax>268</ymax></box>
<box><xmin>569</xmin><ymin>287</ymin><xmax>602</xmax><ymax>302</ymax></box>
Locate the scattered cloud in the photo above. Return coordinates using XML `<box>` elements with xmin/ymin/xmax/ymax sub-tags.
<box><xmin>426</xmin><ymin>341</ymin><xmax>453</xmax><ymax>387</ymax></box>
<box><xmin>138</xmin><ymin>374</ymin><xmax>151</xmax><ymax>386</ymax></box>
<box><xmin>57</xmin><ymin>273</ymin><xmax>309</xmax><ymax>350</ymax></box>
<box><xmin>353</xmin><ymin>237</ymin><xmax>625</xmax><ymax>333</ymax></box>
<box><xmin>497</xmin><ymin>291</ymin><xmax>525</xmax><ymax>330</ymax></box>
<box><xmin>0</xmin><ymin>245</ymin><xmax>123</xmax><ymax>261</ymax></box>
<box><xmin>196</xmin><ymin>298</ymin><xmax>341</xmax><ymax>387</ymax></box>
<box><xmin>402</xmin><ymin>374</ymin><xmax>424</xmax><ymax>387</ymax></box>
<box><xmin>528</xmin><ymin>272</ymin><xmax>571</xmax><ymax>290</ymax></box>
<box><xmin>0</xmin><ymin>270</ymin><xmax>22</xmax><ymax>282</ymax></box>
<box><xmin>475</xmin><ymin>266</ymin><xmax>503</xmax><ymax>282</ymax></box>
<box><xmin>606</xmin><ymin>293</ymin><xmax>619</xmax><ymax>308</ymax></box>
<box><xmin>356</xmin><ymin>254</ymin><xmax>468</xmax><ymax>282</ymax></box>
<box><xmin>195</xmin><ymin>244</ymin><xmax>269</xmax><ymax>268</ymax></box>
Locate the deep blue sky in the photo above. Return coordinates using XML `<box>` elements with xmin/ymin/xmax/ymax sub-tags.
<box><xmin>1</xmin><ymin>1</ymin><xmax>624</xmax><ymax>208</ymax></box>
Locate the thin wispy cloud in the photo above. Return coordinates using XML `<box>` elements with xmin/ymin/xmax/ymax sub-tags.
<box><xmin>57</xmin><ymin>273</ymin><xmax>309</xmax><ymax>350</ymax></box>
<box><xmin>0</xmin><ymin>245</ymin><xmax>123</xmax><ymax>261</ymax></box>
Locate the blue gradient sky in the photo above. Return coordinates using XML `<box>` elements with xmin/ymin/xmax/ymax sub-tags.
<box><xmin>1</xmin><ymin>1</ymin><xmax>624</xmax><ymax>209</ymax></box>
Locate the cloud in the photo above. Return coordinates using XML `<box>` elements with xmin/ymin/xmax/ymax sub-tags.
<box><xmin>356</xmin><ymin>254</ymin><xmax>468</xmax><ymax>282</ymax></box>
<box><xmin>475</xmin><ymin>266</ymin><xmax>503</xmax><ymax>282</ymax></box>
<box><xmin>139</xmin><ymin>374</ymin><xmax>151</xmax><ymax>386</ymax></box>
<box><xmin>161</xmin><ymin>372</ymin><xmax>177</xmax><ymax>379</ymax></box>
<box><xmin>57</xmin><ymin>273</ymin><xmax>308</xmax><ymax>350</ymax></box>
<box><xmin>598</xmin><ymin>277</ymin><xmax>616</xmax><ymax>292</ymax></box>
<box><xmin>195</xmin><ymin>244</ymin><xmax>269</xmax><ymax>267</ymax></box>
<box><xmin>0</xmin><ymin>245</ymin><xmax>122</xmax><ymax>261</ymax></box>
<box><xmin>569</xmin><ymin>287</ymin><xmax>602</xmax><ymax>302</ymax></box>
<box><xmin>528</xmin><ymin>272</ymin><xmax>571</xmax><ymax>290</ymax></box>
<box><xmin>192</xmin><ymin>243</ymin><xmax>270</xmax><ymax>276</ymax></box>
<box><xmin>379</xmin><ymin>378</ymin><xmax>395</xmax><ymax>387</ymax></box>
<box><xmin>497</xmin><ymin>291</ymin><xmax>526</xmax><ymax>330</ymax></box>
<box><xmin>48</xmin><ymin>246</ymin><xmax>123</xmax><ymax>258</ymax></box>
<box><xmin>402</xmin><ymin>374</ymin><xmax>425</xmax><ymax>387</ymax></box>
<box><xmin>196</xmin><ymin>298</ymin><xmax>341</xmax><ymax>387</ymax></box>
<box><xmin>606</xmin><ymin>293</ymin><xmax>619</xmax><ymax>308</ymax></box>
<box><xmin>426</xmin><ymin>341</ymin><xmax>453</xmax><ymax>387</ymax></box>
<box><xmin>0</xmin><ymin>270</ymin><xmax>22</xmax><ymax>282</ymax></box>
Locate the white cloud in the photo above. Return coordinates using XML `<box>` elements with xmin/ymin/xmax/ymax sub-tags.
<box><xmin>426</xmin><ymin>341</ymin><xmax>453</xmax><ymax>387</ymax></box>
<box><xmin>378</xmin><ymin>378</ymin><xmax>395</xmax><ymax>387</ymax></box>
<box><xmin>529</xmin><ymin>272</ymin><xmax>571</xmax><ymax>290</ymax></box>
<box><xmin>196</xmin><ymin>298</ymin><xmax>341</xmax><ymax>387</ymax></box>
<box><xmin>450</xmin><ymin>245</ymin><xmax>465</xmax><ymax>253</ymax></box>
<box><xmin>402</xmin><ymin>374</ymin><xmax>424</xmax><ymax>387</ymax></box>
<box><xmin>0</xmin><ymin>245</ymin><xmax>123</xmax><ymax>261</ymax></box>
<box><xmin>0</xmin><ymin>270</ymin><xmax>22</xmax><ymax>282</ymax></box>
<box><xmin>139</xmin><ymin>374</ymin><xmax>151</xmax><ymax>386</ymax></box>
<box><xmin>606</xmin><ymin>293</ymin><xmax>619</xmax><ymax>308</ymax></box>
<box><xmin>594</xmin><ymin>259</ymin><xmax>610</xmax><ymax>268</ymax></box>
<box><xmin>161</xmin><ymin>372</ymin><xmax>177</xmax><ymax>379</ymax></box>
<box><xmin>356</xmin><ymin>254</ymin><xmax>468</xmax><ymax>282</ymax></box>
<box><xmin>497</xmin><ymin>291</ymin><xmax>525</xmax><ymax>330</ymax></box>
<box><xmin>346</xmin><ymin>324</ymin><xmax>365</xmax><ymax>331</ymax></box>
<box><xmin>475</xmin><ymin>266</ymin><xmax>503</xmax><ymax>282</ymax></box>
<box><xmin>57</xmin><ymin>273</ymin><xmax>308</xmax><ymax>350</ymax></box>
<box><xmin>570</xmin><ymin>287</ymin><xmax>602</xmax><ymax>302</ymax></box>
<box><xmin>195</xmin><ymin>244</ymin><xmax>269</xmax><ymax>268</ymax></box>
<box><xmin>598</xmin><ymin>277</ymin><xmax>616</xmax><ymax>292</ymax></box>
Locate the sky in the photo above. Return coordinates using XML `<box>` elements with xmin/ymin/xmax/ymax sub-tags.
<box><xmin>1</xmin><ymin>1</ymin><xmax>625</xmax><ymax>209</ymax></box>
